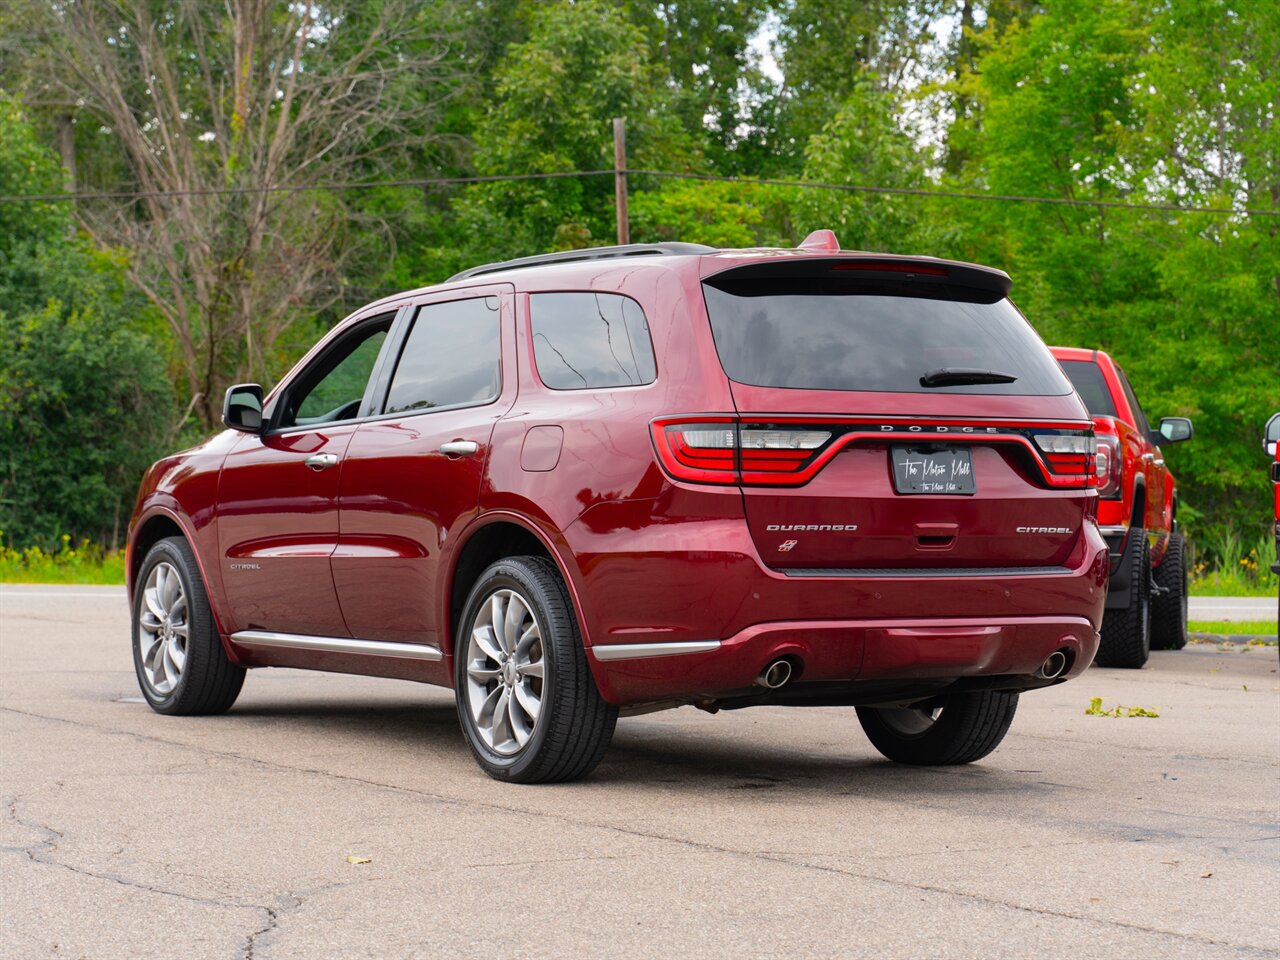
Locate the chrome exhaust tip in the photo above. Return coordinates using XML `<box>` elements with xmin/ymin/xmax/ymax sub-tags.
<box><xmin>757</xmin><ymin>658</ymin><xmax>793</xmax><ymax>690</ymax></box>
<box><xmin>1036</xmin><ymin>651</ymin><xmax>1068</xmax><ymax>680</ymax></box>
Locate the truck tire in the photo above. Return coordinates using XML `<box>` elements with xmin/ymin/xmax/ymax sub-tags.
<box><xmin>1150</xmin><ymin>533</ymin><xmax>1189</xmax><ymax>650</ymax></box>
<box><xmin>1096</xmin><ymin>528</ymin><xmax>1151</xmax><ymax>668</ymax></box>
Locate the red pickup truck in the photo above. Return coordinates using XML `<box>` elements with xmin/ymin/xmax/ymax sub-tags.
<box><xmin>1052</xmin><ymin>348</ymin><xmax>1193</xmax><ymax>667</ymax></box>
<box><xmin>1266</xmin><ymin>413</ymin><xmax>1280</xmax><ymax>579</ymax></box>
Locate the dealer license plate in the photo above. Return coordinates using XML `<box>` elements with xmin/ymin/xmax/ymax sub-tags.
<box><xmin>891</xmin><ymin>446</ymin><xmax>976</xmax><ymax>495</ymax></box>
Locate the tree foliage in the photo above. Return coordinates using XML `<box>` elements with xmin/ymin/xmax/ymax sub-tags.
<box><xmin>0</xmin><ymin>97</ymin><xmax>176</xmax><ymax>547</ymax></box>
<box><xmin>0</xmin><ymin>0</ymin><xmax>1274</xmax><ymax>543</ymax></box>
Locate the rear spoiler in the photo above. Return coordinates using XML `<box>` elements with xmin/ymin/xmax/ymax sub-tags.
<box><xmin>702</xmin><ymin>255</ymin><xmax>1013</xmax><ymax>300</ymax></box>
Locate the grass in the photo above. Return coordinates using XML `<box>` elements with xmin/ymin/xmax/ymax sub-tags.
<box><xmin>0</xmin><ymin>537</ymin><xmax>126</xmax><ymax>585</ymax></box>
<box><xmin>1188</xmin><ymin>619</ymin><xmax>1277</xmax><ymax>637</ymax></box>
<box><xmin>1189</xmin><ymin>528</ymin><xmax>1277</xmax><ymax>597</ymax></box>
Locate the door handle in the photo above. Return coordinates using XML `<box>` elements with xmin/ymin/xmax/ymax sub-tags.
<box><xmin>304</xmin><ymin>453</ymin><xmax>339</xmax><ymax>471</ymax></box>
<box><xmin>1154</xmin><ymin>458</ymin><xmax>1165</xmax><ymax>466</ymax></box>
<box><xmin>1141</xmin><ymin>453</ymin><xmax>1155</xmax><ymax>462</ymax></box>
<box><xmin>439</xmin><ymin>440</ymin><xmax>480</xmax><ymax>457</ymax></box>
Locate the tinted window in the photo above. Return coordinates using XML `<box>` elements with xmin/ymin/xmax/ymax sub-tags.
<box><xmin>530</xmin><ymin>293</ymin><xmax>656</xmax><ymax>390</ymax></box>
<box><xmin>701</xmin><ymin>277</ymin><xmax>1070</xmax><ymax>396</ymax></box>
<box><xmin>285</xmin><ymin>320</ymin><xmax>390</xmax><ymax>427</ymax></box>
<box><xmin>384</xmin><ymin>297</ymin><xmax>500</xmax><ymax>415</ymax></box>
<box><xmin>1115</xmin><ymin>367</ymin><xmax>1150</xmax><ymax>434</ymax></box>
<box><xmin>1058</xmin><ymin>360</ymin><xmax>1118</xmax><ymax>417</ymax></box>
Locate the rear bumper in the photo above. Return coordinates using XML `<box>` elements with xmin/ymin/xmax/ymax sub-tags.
<box><xmin>566</xmin><ymin>492</ymin><xmax>1108</xmax><ymax>707</ymax></box>
<box><xmin>592</xmin><ymin>614</ymin><xmax>1099</xmax><ymax>705</ymax></box>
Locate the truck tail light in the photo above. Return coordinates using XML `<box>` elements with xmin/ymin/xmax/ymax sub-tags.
<box><xmin>1093</xmin><ymin>434</ymin><xmax>1122</xmax><ymax>498</ymax></box>
<box><xmin>651</xmin><ymin>419</ymin><xmax>831</xmax><ymax>486</ymax></box>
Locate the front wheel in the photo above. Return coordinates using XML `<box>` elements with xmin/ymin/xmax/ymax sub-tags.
<box><xmin>454</xmin><ymin>556</ymin><xmax>617</xmax><ymax>783</ymax></box>
<box><xmin>132</xmin><ymin>536</ymin><xmax>245</xmax><ymax>715</ymax></box>
<box><xmin>856</xmin><ymin>690</ymin><xmax>1019</xmax><ymax>765</ymax></box>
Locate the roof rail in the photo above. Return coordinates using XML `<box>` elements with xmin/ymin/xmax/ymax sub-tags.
<box><xmin>447</xmin><ymin>242</ymin><xmax>715</xmax><ymax>282</ymax></box>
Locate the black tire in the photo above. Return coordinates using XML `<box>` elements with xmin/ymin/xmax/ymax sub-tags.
<box><xmin>131</xmin><ymin>537</ymin><xmax>245</xmax><ymax>715</ymax></box>
<box><xmin>856</xmin><ymin>690</ymin><xmax>1019</xmax><ymax>765</ymax></box>
<box><xmin>1096</xmin><ymin>528</ymin><xmax>1151</xmax><ymax>668</ymax></box>
<box><xmin>1150</xmin><ymin>533</ymin><xmax>1188</xmax><ymax>650</ymax></box>
<box><xmin>454</xmin><ymin>556</ymin><xmax>617</xmax><ymax>784</ymax></box>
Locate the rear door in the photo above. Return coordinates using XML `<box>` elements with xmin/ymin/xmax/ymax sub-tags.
<box><xmin>1114</xmin><ymin>365</ymin><xmax>1167</xmax><ymax>534</ymax></box>
<box><xmin>333</xmin><ymin>287</ymin><xmax>515</xmax><ymax>648</ymax></box>
<box><xmin>695</xmin><ymin>259</ymin><xmax>1094</xmax><ymax>572</ymax></box>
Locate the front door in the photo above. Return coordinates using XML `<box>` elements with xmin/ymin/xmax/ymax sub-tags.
<box><xmin>217</xmin><ymin>314</ymin><xmax>396</xmax><ymax>636</ymax></box>
<box><xmin>333</xmin><ymin>290</ymin><xmax>514</xmax><ymax>647</ymax></box>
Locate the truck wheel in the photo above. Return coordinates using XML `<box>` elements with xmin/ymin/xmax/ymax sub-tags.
<box><xmin>1096</xmin><ymin>528</ymin><xmax>1151</xmax><ymax>668</ymax></box>
<box><xmin>1150</xmin><ymin>533</ymin><xmax>1189</xmax><ymax>650</ymax></box>
<box><xmin>455</xmin><ymin>556</ymin><xmax>617</xmax><ymax>783</ymax></box>
<box><xmin>856</xmin><ymin>691</ymin><xmax>1019</xmax><ymax>765</ymax></box>
<box><xmin>132</xmin><ymin>537</ymin><xmax>245</xmax><ymax>715</ymax></box>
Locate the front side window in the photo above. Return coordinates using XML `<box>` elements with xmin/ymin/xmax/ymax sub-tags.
<box><xmin>530</xmin><ymin>293</ymin><xmax>657</xmax><ymax>390</ymax></box>
<box><xmin>384</xmin><ymin>297</ymin><xmax>501</xmax><ymax>415</ymax></box>
<box><xmin>282</xmin><ymin>318</ymin><xmax>391</xmax><ymax>427</ymax></box>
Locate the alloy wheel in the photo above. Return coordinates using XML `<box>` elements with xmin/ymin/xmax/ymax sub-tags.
<box><xmin>137</xmin><ymin>561</ymin><xmax>189</xmax><ymax>696</ymax></box>
<box><xmin>463</xmin><ymin>588</ymin><xmax>546</xmax><ymax>756</ymax></box>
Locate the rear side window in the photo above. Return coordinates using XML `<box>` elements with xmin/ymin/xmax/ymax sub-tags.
<box><xmin>701</xmin><ymin>274</ymin><xmax>1071</xmax><ymax>396</ymax></box>
<box><xmin>1115</xmin><ymin>367</ymin><xmax>1150</xmax><ymax>434</ymax></box>
<box><xmin>1058</xmin><ymin>360</ymin><xmax>1118</xmax><ymax>417</ymax></box>
<box><xmin>530</xmin><ymin>293</ymin><xmax>656</xmax><ymax>390</ymax></box>
<box><xmin>384</xmin><ymin>297</ymin><xmax>501</xmax><ymax>415</ymax></box>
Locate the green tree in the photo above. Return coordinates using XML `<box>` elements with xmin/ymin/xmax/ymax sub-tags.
<box><xmin>0</xmin><ymin>96</ymin><xmax>175</xmax><ymax>548</ymax></box>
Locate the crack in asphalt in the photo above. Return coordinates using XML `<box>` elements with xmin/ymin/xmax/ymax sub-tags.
<box><xmin>3</xmin><ymin>705</ymin><xmax>1276</xmax><ymax>956</ymax></box>
<box><xmin>2</xmin><ymin>787</ymin><xmax>361</xmax><ymax>960</ymax></box>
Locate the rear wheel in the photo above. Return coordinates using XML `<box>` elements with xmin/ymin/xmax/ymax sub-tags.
<box><xmin>132</xmin><ymin>537</ymin><xmax>245</xmax><ymax>715</ymax></box>
<box><xmin>1097</xmin><ymin>528</ymin><xmax>1152</xmax><ymax>668</ymax></box>
<box><xmin>856</xmin><ymin>690</ymin><xmax>1019</xmax><ymax>765</ymax></box>
<box><xmin>1150</xmin><ymin>533</ymin><xmax>1188</xmax><ymax>650</ymax></box>
<box><xmin>454</xmin><ymin>556</ymin><xmax>617</xmax><ymax>783</ymax></box>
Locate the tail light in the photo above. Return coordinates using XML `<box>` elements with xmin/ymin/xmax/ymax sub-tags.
<box><xmin>1033</xmin><ymin>433</ymin><xmax>1096</xmax><ymax>482</ymax></box>
<box><xmin>1093</xmin><ymin>433</ymin><xmax>1122</xmax><ymax>497</ymax></box>
<box><xmin>653</xmin><ymin>417</ymin><xmax>1096</xmax><ymax>489</ymax></box>
<box><xmin>652</xmin><ymin>419</ymin><xmax>832</xmax><ymax>486</ymax></box>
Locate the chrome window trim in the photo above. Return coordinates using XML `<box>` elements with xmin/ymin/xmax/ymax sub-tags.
<box><xmin>231</xmin><ymin>630</ymin><xmax>442</xmax><ymax>662</ymax></box>
<box><xmin>591</xmin><ymin>640</ymin><xmax>721</xmax><ymax>662</ymax></box>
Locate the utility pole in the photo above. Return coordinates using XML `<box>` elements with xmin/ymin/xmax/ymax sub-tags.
<box><xmin>613</xmin><ymin>117</ymin><xmax>629</xmax><ymax>245</ymax></box>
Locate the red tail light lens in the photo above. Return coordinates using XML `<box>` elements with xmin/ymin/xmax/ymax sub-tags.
<box><xmin>1033</xmin><ymin>433</ymin><xmax>1096</xmax><ymax>485</ymax></box>
<box><xmin>1093</xmin><ymin>434</ymin><xmax>1122</xmax><ymax>497</ymax></box>
<box><xmin>652</xmin><ymin>419</ymin><xmax>831</xmax><ymax>485</ymax></box>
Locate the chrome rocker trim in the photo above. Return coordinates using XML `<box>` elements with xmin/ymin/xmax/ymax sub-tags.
<box><xmin>231</xmin><ymin>630</ymin><xmax>443</xmax><ymax>661</ymax></box>
<box><xmin>591</xmin><ymin>640</ymin><xmax>722</xmax><ymax>662</ymax></box>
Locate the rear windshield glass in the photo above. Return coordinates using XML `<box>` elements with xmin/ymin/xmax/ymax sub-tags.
<box><xmin>701</xmin><ymin>276</ymin><xmax>1071</xmax><ymax>396</ymax></box>
<box><xmin>1058</xmin><ymin>359</ymin><xmax>1118</xmax><ymax>417</ymax></box>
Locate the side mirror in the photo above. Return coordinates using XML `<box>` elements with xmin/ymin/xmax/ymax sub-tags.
<box><xmin>222</xmin><ymin>383</ymin><xmax>264</xmax><ymax>433</ymax></box>
<box><xmin>1157</xmin><ymin>417</ymin><xmax>1193</xmax><ymax>445</ymax></box>
<box><xmin>1265</xmin><ymin>412</ymin><xmax>1280</xmax><ymax>456</ymax></box>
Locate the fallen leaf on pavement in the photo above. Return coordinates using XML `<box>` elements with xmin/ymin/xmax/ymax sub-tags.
<box><xmin>346</xmin><ymin>855</ymin><xmax>372</xmax><ymax>865</ymax></box>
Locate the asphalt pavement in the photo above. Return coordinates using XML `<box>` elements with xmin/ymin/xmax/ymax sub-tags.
<box><xmin>1</xmin><ymin>585</ymin><xmax>1277</xmax><ymax>959</ymax></box>
<box><xmin>1188</xmin><ymin>594</ymin><xmax>1278</xmax><ymax>624</ymax></box>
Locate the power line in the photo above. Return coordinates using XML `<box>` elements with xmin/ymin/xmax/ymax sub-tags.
<box><xmin>0</xmin><ymin>166</ymin><xmax>1274</xmax><ymax>218</ymax></box>
<box><xmin>0</xmin><ymin>170</ymin><xmax>615</xmax><ymax>204</ymax></box>
<box><xmin>629</xmin><ymin>170</ymin><xmax>1280</xmax><ymax>218</ymax></box>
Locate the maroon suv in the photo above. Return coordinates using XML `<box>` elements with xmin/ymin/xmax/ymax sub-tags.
<box><xmin>127</xmin><ymin>232</ymin><xmax>1108</xmax><ymax>783</ymax></box>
